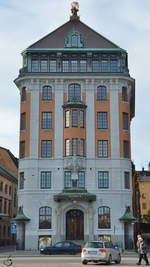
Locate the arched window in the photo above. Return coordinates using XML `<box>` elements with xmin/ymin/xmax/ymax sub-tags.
<box><xmin>97</xmin><ymin>86</ymin><xmax>107</xmax><ymax>101</ymax></box>
<box><xmin>21</xmin><ymin>87</ymin><xmax>26</xmax><ymax>102</ymax></box>
<box><xmin>68</xmin><ymin>84</ymin><xmax>81</xmax><ymax>101</ymax></box>
<box><xmin>42</xmin><ymin>86</ymin><xmax>52</xmax><ymax>101</ymax></box>
<box><xmin>71</xmin><ymin>34</ymin><xmax>78</xmax><ymax>47</ymax></box>
<box><xmin>98</xmin><ymin>206</ymin><xmax>110</xmax><ymax>229</ymax></box>
<box><xmin>39</xmin><ymin>206</ymin><xmax>52</xmax><ymax>229</ymax></box>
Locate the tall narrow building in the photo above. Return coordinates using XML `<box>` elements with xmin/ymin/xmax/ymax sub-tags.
<box><xmin>14</xmin><ymin>3</ymin><xmax>135</xmax><ymax>250</ymax></box>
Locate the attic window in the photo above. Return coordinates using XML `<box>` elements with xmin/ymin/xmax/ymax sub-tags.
<box><xmin>71</xmin><ymin>34</ymin><xmax>78</xmax><ymax>46</ymax></box>
<box><xmin>65</xmin><ymin>30</ymin><xmax>84</xmax><ymax>48</ymax></box>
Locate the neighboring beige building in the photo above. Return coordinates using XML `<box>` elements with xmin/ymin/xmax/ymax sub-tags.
<box><xmin>136</xmin><ymin>164</ymin><xmax>150</xmax><ymax>221</ymax></box>
<box><xmin>0</xmin><ymin>147</ymin><xmax>18</xmax><ymax>246</ymax></box>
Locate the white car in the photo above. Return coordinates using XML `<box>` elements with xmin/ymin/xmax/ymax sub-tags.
<box><xmin>81</xmin><ymin>241</ymin><xmax>121</xmax><ymax>265</ymax></box>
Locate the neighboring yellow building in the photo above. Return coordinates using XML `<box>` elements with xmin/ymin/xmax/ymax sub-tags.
<box><xmin>137</xmin><ymin>164</ymin><xmax>150</xmax><ymax>221</ymax></box>
<box><xmin>0</xmin><ymin>147</ymin><xmax>18</xmax><ymax>246</ymax></box>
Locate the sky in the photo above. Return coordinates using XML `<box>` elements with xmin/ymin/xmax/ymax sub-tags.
<box><xmin>0</xmin><ymin>0</ymin><xmax>150</xmax><ymax>170</ymax></box>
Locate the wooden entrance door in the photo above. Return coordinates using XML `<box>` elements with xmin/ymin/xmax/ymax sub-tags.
<box><xmin>66</xmin><ymin>209</ymin><xmax>84</xmax><ymax>240</ymax></box>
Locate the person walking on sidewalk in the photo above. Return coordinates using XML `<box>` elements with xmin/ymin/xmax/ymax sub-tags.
<box><xmin>136</xmin><ymin>234</ymin><xmax>149</xmax><ymax>265</ymax></box>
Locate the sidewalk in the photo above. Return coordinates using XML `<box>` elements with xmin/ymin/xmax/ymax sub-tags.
<box><xmin>0</xmin><ymin>246</ymin><xmax>139</xmax><ymax>258</ymax></box>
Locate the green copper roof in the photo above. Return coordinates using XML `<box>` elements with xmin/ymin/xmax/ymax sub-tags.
<box><xmin>11</xmin><ymin>206</ymin><xmax>30</xmax><ymax>223</ymax></box>
<box><xmin>54</xmin><ymin>189</ymin><xmax>96</xmax><ymax>202</ymax></box>
<box><xmin>22</xmin><ymin>47</ymin><xmax>126</xmax><ymax>55</ymax></box>
<box><xmin>120</xmin><ymin>206</ymin><xmax>138</xmax><ymax>223</ymax></box>
<box><xmin>62</xmin><ymin>100</ymin><xmax>87</xmax><ymax>109</ymax></box>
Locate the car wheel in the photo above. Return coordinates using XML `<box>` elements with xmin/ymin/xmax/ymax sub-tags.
<box><xmin>106</xmin><ymin>255</ymin><xmax>112</xmax><ymax>265</ymax></box>
<box><xmin>82</xmin><ymin>260</ymin><xmax>88</xmax><ymax>265</ymax></box>
<box><xmin>115</xmin><ymin>254</ymin><xmax>121</xmax><ymax>264</ymax></box>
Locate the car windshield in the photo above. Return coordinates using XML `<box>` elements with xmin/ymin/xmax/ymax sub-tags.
<box><xmin>85</xmin><ymin>242</ymin><xmax>103</xmax><ymax>248</ymax></box>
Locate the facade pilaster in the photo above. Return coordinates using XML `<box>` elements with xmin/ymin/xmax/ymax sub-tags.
<box><xmin>88</xmin><ymin>202</ymin><xmax>94</xmax><ymax>240</ymax></box>
<box><xmin>29</xmin><ymin>80</ymin><xmax>40</xmax><ymax>159</ymax></box>
<box><xmin>54</xmin><ymin>79</ymin><xmax>64</xmax><ymax>158</ymax></box>
<box><xmin>55</xmin><ymin>203</ymin><xmax>62</xmax><ymax>242</ymax></box>
<box><xmin>109</xmin><ymin>79</ymin><xmax>120</xmax><ymax>159</ymax></box>
<box><xmin>86</xmin><ymin>79</ymin><xmax>95</xmax><ymax>159</ymax></box>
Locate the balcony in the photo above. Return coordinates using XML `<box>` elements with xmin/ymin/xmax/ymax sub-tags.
<box><xmin>54</xmin><ymin>188</ymin><xmax>96</xmax><ymax>202</ymax></box>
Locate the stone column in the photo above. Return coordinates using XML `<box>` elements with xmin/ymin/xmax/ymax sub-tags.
<box><xmin>86</xmin><ymin>79</ymin><xmax>95</xmax><ymax>158</ymax></box>
<box><xmin>109</xmin><ymin>79</ymin><xmax>120</xmax><ymax>159</ymax></box>
<box><xmin>54</xmin><ymin>79</ymin><xmax>64</xmax><ymax>158</ymax></box>
<box><xmin>88</xmin><ymin>202</ymin><xmax>94</xmax><ymax>240</ymax></box>
<box><xmin>29</xmin><ymin>80</ymin><xmax>39</xmax><ymax>159</ymax></box>
<box><xmin>16</xmin><ymin>222</ymin><xmax>25</xmax><ymax>250</ymax></box>
<box><xmin>55</xmin><ymin>204</ymin><xmax>62</xmax><ymax>242</ymax></box>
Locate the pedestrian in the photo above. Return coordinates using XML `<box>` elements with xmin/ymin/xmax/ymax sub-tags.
<box><xmin>136</xmin><ymin>234</ymin><xmax>149</xmax><ymax>265</ymax></box>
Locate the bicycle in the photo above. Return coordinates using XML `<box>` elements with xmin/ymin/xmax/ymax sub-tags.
<box><xmin>3</xmin><ymin>255</ymin><xmax>13</xmax><ymax>266</ymax></box>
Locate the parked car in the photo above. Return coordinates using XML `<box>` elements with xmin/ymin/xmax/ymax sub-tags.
<box><xmin>40</xmin><ymin>241</ymin><xmax>81</xmax><ymax>255</ymax></box>
<box><xmin>81</xmin><ymin>240</ymin><xmax>121</xmax><ymax>265</ymax></box>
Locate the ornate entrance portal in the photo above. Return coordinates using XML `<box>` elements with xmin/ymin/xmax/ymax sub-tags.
<box><xmin>66</xmin><ymin>209</ymin><xmax>84</xmax><ymax>240</ymax></box>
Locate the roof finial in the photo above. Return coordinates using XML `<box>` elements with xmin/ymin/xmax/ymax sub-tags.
<box><xmin>71</xmin><ymin>1</ymin><xmax>79</xmax><ymax>17</ymax></box>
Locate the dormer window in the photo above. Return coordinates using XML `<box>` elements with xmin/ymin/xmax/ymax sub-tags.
<box><xmin>71</xmin><ymin>34</ymin><xmax>78</xmax><ymax>47</ymax></box>
<box><xmin>65</xmin><ymin>30</ymin><xmax>84</xmax><ymax>48</ymax></box>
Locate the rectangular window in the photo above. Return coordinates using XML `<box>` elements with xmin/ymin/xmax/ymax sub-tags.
<box><xmin>92</xmin><ymin>60</ymin><xmax>99</xmax><ymax>72</ymax></box>
<box><xmin>31</xmin><ymin>60</ymin><xmax>39</xmax><ymax>72</ymax></box>
<box><xmin>62</xmin><ymin>60</ymin><xmax>69</xmax><ymax>72</ymax></box>
<box><xmin>41</xmin><ymin>60</ymin><xmax>48</xmax><ymax>72</ymax></box>
<box><xmin>20</xmin><ymin>141</ymin><xmax>25</xmax><ymax>158</ymax></box>
<box><xmin>101</xmin><ymin>60</ymin><xmax>108</xmax><ymax>72</ymax></box>
<box><xmin>98</xmin><ymin>171</ymin><xmax>109</xmax><ymax>188</ymax></box>
<box><xmin>20</xmin><ymin>113</ymin><xmax>26</xmax><ymax>130</ymax></box>
<box><xmin>9</xmin><ymin>186</ymin><xmax>11</xmax><ymax>196</ymax></box>
<box><xmin>123</xmin><ymin>140</ymin><xmax>129</xmax><ymax>158</ymax></box>
<box><xmin>65</xmin><ymin>139</ymin><xmax>70</xmax><ymax>156</ymax></box>
<box><xmin>65</xmin><ymin>111</ymin><xmax>70</xmax><ymax>127</ymax></box>
<box><xmin>97</xmin><ymin>112</ymin><xmax>108</xmax><ymax>129</ymax></box>
<box><xmin>72</xmin><ymin>138</ymin><xmax>78</xmax><ymax>155</ymax></box>
<box><xmin>98</xmin><ymin>140</ymin><xmax>108</xmax><ymax>158</ymax></box>
<box><xmin>122</xmin><ymin>87</ymin><xmax>128</xmax><ymax>102</ymax></box>
<box><xmin>0</xmin><ymin>197</ymin><xmax>2</xmax><ymax>213</ymax></box>
<box><xmin>41</xmin><ymin>140</ymin><xmax>52</xmax><ymax>158</ymax></box>
<box><xmin>97</xmin><ymin>86</ymin><xmax>107</xmax><ymax>101</ymax></box>
<box><xmin>80</xmin><ymin>110</ymin><xmax>84</xmax><ymax>128</ymax></box>
<box><xmin>50</xmin><ymin>60</ymin><xmax>56</xmax><ymax>72</ymax></box>
<box><xmin>124</xmin><ymin>172</ymin><xmax>130</xmax><ymax>189</ymax></box>
<box><xmin>21</xmin><ymin>87</ymin><xmax>26</xmax><ymax>102</ymax></box>
<box><xmin>123</xmin><ymin>112</ymin><xmax>128</xmax><ymax>130</ymax></box>
<box><xmin>78</xmin><ymin>172</ymin><xmax>85</xmax><ymax>188</ymax></box>
<box><xmin>72</xmin><ymin>110</ymin><xmax>78</xmax><ymax>127</ymax></box>
<box><xmin>19</xmin><ymin>172</ymin><xmax>24</xmax><ymax>190</ymax></box>
<box><xmin>80</xmin><ymin>139</ymin><xmax>84</xmax><ymax>156</ymax></box>
<box><xmin>42</xmin><ymin>112</ymin><xmax>52</xmax><ymax>129</ymax></box>
<box><xmin>5</xmin><ymin>185</ymin><xmax>8</xmax><ymax>194</ymax></box>
<box><xmin>142</xmin><ymin>203</ymin><xmax>147</xmax><ymax>209</ymax></box>
<box><xmin>42</xmin><ymin>86</ymin><xmax>52</xmax><ymax>101</ymax></box>
<box><xmin>110</xmin><ymin>60</ymin><xmax>117</xmax><ymax>72</ymax></box>
<box><xmin>65</xmin><ymin>172</ymin><xmax>71</xmax><ymax>188</ymax></box>
<box><xmin>4</xmin><ymin>199</ymin><xmax>7</xmax><ymax>214</ymax></box>
<box><xmin>41</xmin><ymin>172</ymin><xmax>51</xmax><ymax>189</ymax></box>
<box><xmin>80</xmin><ymin>60</ymin><xmax>87</xmax><ymax>72</ymax></box>
<box><xmin>71</xmin><ymin>60</ymin><xmax>78</xmax><ymax>72</ymax></box>
<box><xmin>0</xmin><ymin>182</ymin><xmax>3</xmax><ymax>192</ymax></box>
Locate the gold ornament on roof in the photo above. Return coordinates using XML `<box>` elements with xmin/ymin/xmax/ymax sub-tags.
<box><xmin>71</xmin><ymin>1</ymin><xmax>79</xmax><ymax>16</ymax></box>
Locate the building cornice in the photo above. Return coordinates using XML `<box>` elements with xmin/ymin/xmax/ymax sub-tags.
<box><xmin>0</xmin><ymin>165</ymin><xmax>18</xmax><ymax>183</ymax></box>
